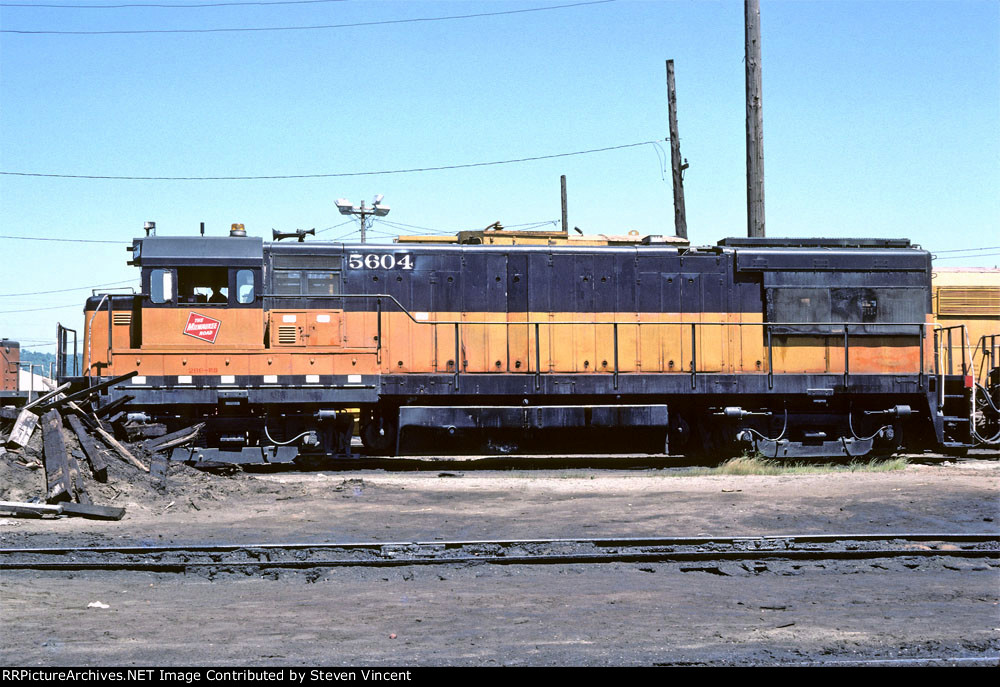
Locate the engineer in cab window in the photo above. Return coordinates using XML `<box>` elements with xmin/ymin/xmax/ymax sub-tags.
<box><xmin>209</xmin><ymin>286</ymin><xmax>228</xmax><ymax>304</ymax></box>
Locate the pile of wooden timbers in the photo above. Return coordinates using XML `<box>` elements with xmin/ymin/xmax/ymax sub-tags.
<box><xmin>0</xmin><ymin>371</ymin><xmax>202</xmax><ymax>520</ymax></box>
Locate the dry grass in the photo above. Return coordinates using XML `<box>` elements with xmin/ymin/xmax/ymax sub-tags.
<box><xmin>502</xmin><ymin>455</ymin><xmax>909</xmax><ymax>480</ymax></box>
<box><xmin>678</xmin><ymin>454</ymin><xmax>909</xmax><ymax>476</ymax></box>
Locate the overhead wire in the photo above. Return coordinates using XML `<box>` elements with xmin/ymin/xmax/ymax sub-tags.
<box><xmin>1</xmin><ymin>0</ymin><xmax>347</xmax><ymax>8</ymax></box>
<box><xmin>0</xmin><ymin>303</ymin><xmax>84</xmax><ymax>314</ymax></box>
<box><xmin>326</xmin><ymin>227</ymin><xmax>361</xmax><ymax>242</ymax></box>
<box><xmin>651</xmin><ymin>141</ymin><xmax>668</xmax><ymax>180</ymax></box>
<box><xmin>0</xmin><ymin>139</ymin><xmax>660</xmax><ymax>180</ymax></box>
<box><xmin>312</xmin><ymin>219</ymin><xmax>356</xmax><ymax>234</ymax></box>
<box><xmin>935</xmin><ymin>252</ymin><xmax>1000</xmax><ymax>260</ymax></box>
<box><xmin>375</xmin><ymin>218</ymin><xmax>560</xmax><ymax>235</ymax></box>
<box><xmin>0</xmin><ymin>279</ymin><xmax>136</xmax><ymax>297</ymax></box>
<box><xmin>505</xmin><ymin>220</ymin><xmax>559</xmax><ymax>228</ymax></box>
<box><xmin>0</xmin><ymin>234</ymin><xmax>127</xmax><ymax>244</ymax></box>
<box><xmin>377</xmin><ymin>220</ymin><xmax>458</xmax><ymax>233</ymax></box>
<box><xmin>373</xmin><ymin>220</ymin><xmax>453</xmax><ymax>235</ymax></box>
<box><xmin>1</xmin><ymin>221</ymin><xmax>355</xmax><ymax>245</ymax></box>
<box><xmin>509</xmin><ymin>220</ymin><xmax>561</xmax><ymax>230</ymax></box>
<box><xmin>1</xmin><ymin>0</ymin><xmax>615</xmax><ymax>35</ymax></box>
<box><xmin>932</xmin><ymin>245</ymin><xmax>1000</xmax><ymax>254</ymax></box>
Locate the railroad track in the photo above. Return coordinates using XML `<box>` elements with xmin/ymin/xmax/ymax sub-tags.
<box><xmin>2</xmin><ymin>534</ymin><xmax>997</xmax><ymax>572</ymax></box>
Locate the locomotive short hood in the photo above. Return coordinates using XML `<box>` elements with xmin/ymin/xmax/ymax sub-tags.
<box><xmin>131</xmin><ymin>235</ymin><xmax>264</xmax><ymax>268</ymax></box>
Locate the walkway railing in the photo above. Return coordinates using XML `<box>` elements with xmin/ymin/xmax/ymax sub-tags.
<box><xmin>265</xmin><ymin>293</ymin><xmax>939</xmax><ymax>392</ymax></box>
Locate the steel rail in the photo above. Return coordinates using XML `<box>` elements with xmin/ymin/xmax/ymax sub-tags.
<box><xmin>2</xmin><ymin>534</ymin><xmax>996</xmax><ymax>572</ymax></box>
<box><xmin>780</xmin><ymin>657</ymin><xmax>1000</xmax><ymax>667</ymax></box>
<box><xmin>3</xmin><ymin>532</ymin><xmax>997</xmax><ymax>555</ymax></box>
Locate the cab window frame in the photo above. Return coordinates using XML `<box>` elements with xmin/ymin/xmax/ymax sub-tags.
<box><xmin>149</xmin><ymin>268</ymin><xmax>175</xmax><ymax>304</ymax></box>
<box><xmin>144</xmin><ymin>267</ymin><xmax>261</xmax><ymax>308</ymax></box>
<box><xmin>236</xmin><ymin>269</ymin><xmax>256</xmax><ymax>304</ymax></box>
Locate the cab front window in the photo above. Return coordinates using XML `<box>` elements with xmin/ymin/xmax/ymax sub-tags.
<box><xmin>177</xmin><ymin>267</ymin><xmax>228</xmax><ymax>304</ymax></box>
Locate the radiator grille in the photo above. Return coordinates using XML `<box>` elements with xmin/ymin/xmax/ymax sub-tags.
<box><xmin>112</xmin><ymin>312</ymin><xmax>132</xmax><ymax>326</ymax></box>
<box><xmin>937</xmin><ymin>287</ymin><xmax>1000</xmax><ymax>316</ymax></box>
<box><xmin>277</xmin><ymin>325</ymin><xmax>298</xmax><ymax>344</ymax></box>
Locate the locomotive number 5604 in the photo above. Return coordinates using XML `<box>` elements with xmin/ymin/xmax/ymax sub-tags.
<box><xmin>348</xmin><ymin>253</ymin><xmax>414</xmax><ymax>270</ymax></box>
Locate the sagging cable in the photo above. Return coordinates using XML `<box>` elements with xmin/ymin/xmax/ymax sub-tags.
<box><xmin>848</xmin><ymin>408</ymin><xmax>892</xmax><ymax>443</ymax></box>
<box><xmin>263</xmin><ymin>424</ymin><xmax>313</xmax><ymax>446</ymax></box>
<box><xmin>743</xmin><ymin>408</ymin><xmax>788</xmax><ymax>443</ymax></box>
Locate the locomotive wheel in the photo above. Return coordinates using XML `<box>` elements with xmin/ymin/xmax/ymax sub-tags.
<box><xmin>360</xmin><ymin>410</ymin><xmax>398</xmax><ymax>455</ymax></box>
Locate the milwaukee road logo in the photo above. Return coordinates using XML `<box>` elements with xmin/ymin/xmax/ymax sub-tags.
<box><xmin>183</xmin><ymin>312</ymin><xmax>221</xmax><ymax>343</ymax></box>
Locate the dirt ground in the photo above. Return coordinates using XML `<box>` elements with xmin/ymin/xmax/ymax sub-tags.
<box><xmin>1</xmin><ymin>450</ymin><xmax>999</xmax><ymax>666</ymax></box>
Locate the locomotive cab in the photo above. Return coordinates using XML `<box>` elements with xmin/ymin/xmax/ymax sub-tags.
<box><xmin>83</xmin><ymin>233</ymin><xmax>265</xmax><ymax>374</ymax></box>
<box><xmin>133</xmin><ymin>234</ymin><xmax>265</xmax><ymax>351</ymax></box>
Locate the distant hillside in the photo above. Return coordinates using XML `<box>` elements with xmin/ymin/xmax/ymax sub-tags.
<box><xmin>19</xmin><ymin>349</ymin><xmax>83</xmax><ymax>377</ymax></box>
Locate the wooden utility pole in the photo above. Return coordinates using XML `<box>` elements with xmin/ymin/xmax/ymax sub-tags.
<box><xmin>560</xmin><ymin>175</ymin><xmax>568</xmax><ymax>233</ymax></box>
<box><xmin>665</xmin><ymin>59</ymin><xmax>688</xmax><ymax>240</ymax></box>
<box><xmin>745</xmin><ymin>0</ymin><xmax>765</xmax><ymax>237</ymax></box>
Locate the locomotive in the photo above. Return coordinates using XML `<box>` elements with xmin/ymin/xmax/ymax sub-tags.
<box><xmin>57</xmin><ymin>224</ymin><xmax>1000</xmax><ymax>461</ymax></box>
<box><xmin>1</xmin><ymin>339</ymin><xmax>21</xmax><ymax>400</ymax></box>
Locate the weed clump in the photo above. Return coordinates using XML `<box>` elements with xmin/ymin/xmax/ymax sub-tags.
<box><xmin>679</xmin><ymin>455</ymin><xmax>909</xmax><ymax>476</ymax></box>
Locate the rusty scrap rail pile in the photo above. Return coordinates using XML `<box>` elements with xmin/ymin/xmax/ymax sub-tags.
<box><xmin>2</xmin><ymin>534</ymin><xmax>996</xmax><ymax>572</ymax></box>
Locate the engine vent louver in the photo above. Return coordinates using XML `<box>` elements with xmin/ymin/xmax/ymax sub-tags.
<box><xmin>112</xmin><ymin>312</ymin><xmax>132</xmax><ymax>326</ymax></box>
<box><xmin>277</xmin><ymin>325</ymin><xmax>298</xmax><ymax>345</ymax></box>
<box><xmin>937</xmin><ymin>287</ymin><xmax>1000</xmax><ymax>316</ymax></box>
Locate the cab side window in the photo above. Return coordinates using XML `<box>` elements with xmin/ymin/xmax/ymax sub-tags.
<box><xmin>236</xmin><ymin>269</ymin><xmax>255</xmax><ymax>304</ymax></box>
<box><xmin>273</xmin><ymin>268</ymin><xmax>340</xmax><ymax>295</ymax></box>
<box><xmin>150</xmin><ymin>269</ymin><xmax>175</xmax><ymax>304</ymax></box>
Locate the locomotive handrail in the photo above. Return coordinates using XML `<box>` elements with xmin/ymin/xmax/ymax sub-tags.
<box><xmin>844</xmin><ymin>323</ymin><xmax>850</xmax><ymax>388</ymax></box>
<box><xmin>56</xmin><ymin>324</ymin><xmax>78</xmax><ymax>380</ymax></box>
<box><xmin>934</xmin><ymin>325</ymin><xmax>973</xmax><ymax>376</ymax></box>
<box><xmin>262</xmin><ymin>291</ymin><xmax>939</xmax><ymax>384</ymax></box>
<box><xmin>265</xmin><ymin>292</ymin><xmax>935</xmax><ymax>329</ymax></box>
<box><xmin>86</xmin><ymin>294</ymin><xmax>112</xmax><ymax>377</ymax></box>
<box><xmin>974</xmin><ymin>334</ymin><xmax>999</xmax><ymax>386</ymax></box>
<box><xmin>969</xmin><ymin>333</ymin><xmax>1000</xmax><ymax>446</ymax></box>
<box><xmin>92</xmin><ymin>287</ymin><xmax>137</xmax><ymax>296</ymax></box>
<box><xmin>376</xmin><ymin>297</ymin><xmax>382</xmax><ymax>365</ymax></box>
<box><xmin>16</xmin><ymin>362</ymin><xmax>35</xmax><ymax>403</ymax></box>
<box><xmin>932</xmin><ymin>324</ymin><xmax>976</xmax><ymax>418</ymax></box>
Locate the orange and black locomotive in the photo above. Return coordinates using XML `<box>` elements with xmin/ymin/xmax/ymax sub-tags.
<box><xmin>58</xmin><ymin>224</ymin><xmax>999</xmax><ymax>461</ymax></box>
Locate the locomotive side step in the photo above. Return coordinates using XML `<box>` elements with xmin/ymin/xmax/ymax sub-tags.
<box><xmin>749</xmin><ymin>437</ymin><xmax>876</xmax><ymax>459</ymax></box>
<box><xmin>169</xmin><ymin>446</ymin><xmax>300</xmax><ymax>464</ymax></box>
<box><xmin>941</xmin><ymin>441</ymin><xmax>974</xmax><ymax>448</ymax></box>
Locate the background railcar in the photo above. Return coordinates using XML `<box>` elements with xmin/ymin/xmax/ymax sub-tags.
<box><xmin>1</xmin><ymin>339</ymin><xmax>20</xmax><ymax>399</ymax></box>
<box><xmin>61</xmin><ymin>228</ymin><xmax>998</xmax><ymax>460</ymax></box>
<box><xmin>931</xmin><ymin>267</ymin><xmax>1000</xmax><ymax>448</ymax></box>
<box><xmin>933</xmin><ymin>268</ymin><xmax>1000</xmax><ymax>375</ymax></box>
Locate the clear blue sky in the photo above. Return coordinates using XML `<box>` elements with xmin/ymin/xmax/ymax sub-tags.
<box><xmin>2</xmin><ymin>0</ymin><xmax>998</xmax><ymax>348</ymax></box>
